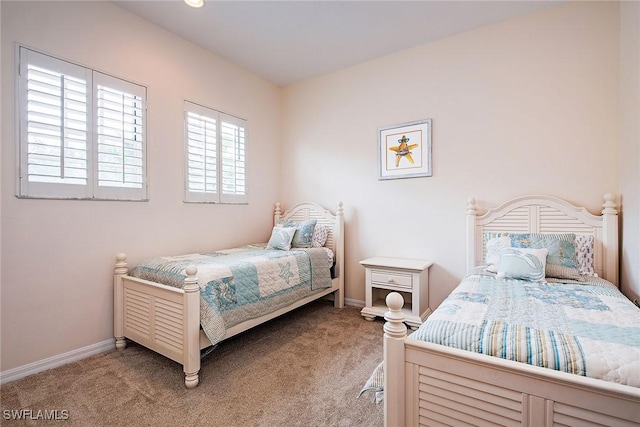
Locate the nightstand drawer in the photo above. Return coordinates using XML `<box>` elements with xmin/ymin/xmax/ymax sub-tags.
<box><xmin>371</xmin><ymin>269</ymin><xmax>412</xmax><ymax>289</ymax></box>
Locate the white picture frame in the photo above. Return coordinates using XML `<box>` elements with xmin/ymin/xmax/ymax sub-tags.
<box><xmin>378</xmin><ymin>119</ymin><xmax>432</xmax><ymax>180</ymax></box>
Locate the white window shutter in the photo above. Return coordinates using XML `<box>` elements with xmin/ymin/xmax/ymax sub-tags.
<box><xmin>184</xmin><ymin>102</ymin><xmax>218</xmax><ymax>203</ymax></box>
<box><xmin>93</xmin><ymin>72</ymin><xmax>147</xmax><ymax>201</ymax></box>
<box><xmin>219</xmin><ymin>113</ymin><xmax>247</xmax><ymax>204</ymax></box>
<box><xmin>183</xmin><ymin>103</ymin><xmax>247</xmax><ymax>205</ymax></box>
<box><xmin>18</xmin><ymin>47</ymin><xmax>92</xmax><ymax>199</ymax></box>
<box><xmin>17</xmin><ymin>47</ymin><xmax>148</xmax><ymax>201</ymax></box>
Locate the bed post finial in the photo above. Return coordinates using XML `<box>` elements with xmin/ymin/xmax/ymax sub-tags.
<box><xmin>384</xmin><ymin>292</ymin><xmax>407</xmax><ymax>338</ymax></box>
<box><xmin>184</xmin><ymin>265</ymin><xmax>198</xmax><ymax>291</ymax></box>
<box><xmin>274</xmin><ymin>202</ymin><xmax>282</xmax><ymax>225</ymax></box>
<box><xmin>467</xmin><ymin>198</ymin><xmax>477</xmax><ymax>215</ymax></box>
<box><xmin>602</xmin><ymin>193</ymin><xmax>617</xmax><ymax>215</ymax></box>
<box><xmin>115</xmin><ymin>253</ymin><xmax>128</xmax><ymax>275</ymax></box>
<box><xmin>337</xmin><ymin>201</ymin><xmax>344</xmax><ymax>217</ymax></box>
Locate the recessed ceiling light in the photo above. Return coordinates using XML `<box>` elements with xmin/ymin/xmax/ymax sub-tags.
<box><xmin>184</xmin><ymin>0</ymin><xmax>204</xmax><ymax>8</ymax></box>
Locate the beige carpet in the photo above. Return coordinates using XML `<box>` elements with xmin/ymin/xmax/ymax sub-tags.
<box><xmin>1</xmin><ymin>300</ymin><xmax>384</xmax><ymax>426</ymax></box>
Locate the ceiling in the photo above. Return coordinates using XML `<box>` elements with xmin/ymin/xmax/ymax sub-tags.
<box><xmin>114</xmin><ymin>1</ymin><xmax>562</xmax><ymax>87</ymax></box>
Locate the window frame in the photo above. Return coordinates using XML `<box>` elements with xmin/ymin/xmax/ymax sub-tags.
<box><xmin>183</xmin><ymin>101</ymin><xmax>248</xmax><ymax>204</ymax></box>
<box><xmin>15</xmin><ymin>45</ymin><xmax>148</xmax><ymax>201</ymax></box>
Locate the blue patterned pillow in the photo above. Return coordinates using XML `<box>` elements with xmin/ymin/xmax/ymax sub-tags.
<box><xmin>497</xmin><ymin>247</ymin><xmax>548</xmax><ymax>282</ymax></box>
<box><xmin>267</xmin><ymin>227</ymin><xmax>297</xmax><ymax>251</ymax></box>
<box><xmin>278</xmin><ymin>219</ymin><xmax>317</xmax><ymax>248</ymax></box>
<box><xmin>485</xmin><ymin>236</ymin><xmax>511</xmax><ymax>272</ymax></box>
<box><xmin>485</xmin><ymin>232</ymin><xmax>583</xmax><ymax>281</ymax></box>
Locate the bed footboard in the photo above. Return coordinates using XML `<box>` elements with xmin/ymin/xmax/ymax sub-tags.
<box><xmin>114</xmin><ymin>254</ymin><xmax>201</xmax><ymax>388</ymax></box>
<box><xmin>383</xmin><ymin>292</ymin><xmax>640</xmax><ymax>426</ymax></box>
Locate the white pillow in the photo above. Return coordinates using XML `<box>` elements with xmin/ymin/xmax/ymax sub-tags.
<box><xmin>485</xmin><ymin>236</ymin><xmax>512</xmax><ymax>273</ymax></box>
<box><xmin>266</xmin><ymin>227</ymin><xmax>297</xmax><ymax>251</ymax></box>
<box><xmin>497</xmin><ymin>247</ymin><xmax>548</xmax><ymax>282</ymax></box>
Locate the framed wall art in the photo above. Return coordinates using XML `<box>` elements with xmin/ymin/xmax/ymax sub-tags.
<box><xmin>378</xmin><ymin>119</ymin><xmax>432</xmax><ymax>180</ymax></box>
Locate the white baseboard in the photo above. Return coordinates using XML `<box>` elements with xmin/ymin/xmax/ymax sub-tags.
<box><xmin>345</xmin><ymin>297</ymin><xmax>364</xmax><ymax>308</ymax></box>
<box><xmin>1</xmin><ymin>338</ymin><xmax>115</xmax><ymax>385</ymax></box>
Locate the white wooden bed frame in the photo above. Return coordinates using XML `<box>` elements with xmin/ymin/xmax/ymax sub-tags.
<box><xmin>114</xmin><ymin>201</ymin><xmax>344</xmax><ymax>388</ymax></box>
<box><xmin>384</xmin><ymin>194</ymin><xmax>640</xmax><ymax>426</ymax></box>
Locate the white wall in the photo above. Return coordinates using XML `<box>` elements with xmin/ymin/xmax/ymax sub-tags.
<box><xmin>620</xmin><ymin>0</ymin><xmax>640</xmax><ymax>301</ymax></box>
<box><xmin>0</xmin><ymin>1</ymin><xmax>282</xmax><ymax>371</ymax></box>
<box><xmin>2</xmin><ymin>0</ymin><xmax>634</xmax><ymax>376</ymax></box>
<box><xmin>281</xmin><ymin>1</ymin><xmax>621</xmax><ymax>307</ymax></box>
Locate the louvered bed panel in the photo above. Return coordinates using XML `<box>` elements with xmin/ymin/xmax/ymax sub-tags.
<box><xmin>122</xmin><ymin>279</ymin><xmax>185</xmax><ymax>364</ymax></box>
<box><xmin>153</xmin><ymin>298</ymin><xmax>184</xmax><ymax>357</ymax></box>
<box><xmin>123</xmin><ymin>288</ymin><xmax>151</xmax><ymax>338</ymax></box>
<box><xmin>475</xmin><ymin>206</ymin><xmax>532</xmax><ymax>269</ymax></box>
<box><xmin>538</xmin><ymin>207</ymin><xmax>598</xmax><ymax>233</ymax></box>
<box><xmin>552</xmin><ymin>402</ymin><xmax>637</xmax><ymax>427</ymax></box>
<box><xmin>418</xmin><ymin>366</ymin><xmax>523</xmax><ymax>426</ymax></box>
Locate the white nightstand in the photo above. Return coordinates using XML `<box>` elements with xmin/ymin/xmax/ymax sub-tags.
<box><xmin>360</xmin><ymin>257</ymin><xmax>433</xmax><ymax>329</ymax></box>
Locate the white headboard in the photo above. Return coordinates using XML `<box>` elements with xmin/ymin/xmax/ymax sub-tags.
<box><xmin>466</xmin><ymin>194</ymin><xmax>619</xmax><ymax>285</ymax></box>
<box><xmin>273</xmin><ymin>201</ymin><xmax>345</xmax><ymax>280</ymax></box>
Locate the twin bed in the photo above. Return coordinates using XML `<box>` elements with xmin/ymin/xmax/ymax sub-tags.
<box><xmin>115</xmin><ymin>195</ymin><xmax>640</xmax><ymax>426</ymax></box>
<box><xmin>383</xmin><ymin>195</ymin><xmax>640</xmax><ymax>426</ymax></box>
<box><xmin>113</xmin><ymin>201</ymin><xmax>344</xmax><ymax>388</ymax></box>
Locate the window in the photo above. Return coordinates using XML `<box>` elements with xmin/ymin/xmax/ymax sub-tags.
<box><xmin>184</xmin><ymin>101</ymin><xmax>247</xmax><ymax>204</ymax></box>
<box><xmin>17</xmin><ymin>47</ymin><xmax>147</xmax><ymax>200</ymax></box>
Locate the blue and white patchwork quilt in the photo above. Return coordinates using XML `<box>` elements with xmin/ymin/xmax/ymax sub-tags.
<box><xmin>411</xmin><ymin>273</ymin><xmax>640</xmax><ymax>387</ymax></box>
<box><xmin>129</xmin><ymin>245</ymin><xmax>333</xmax><ymax>345</ymax></box>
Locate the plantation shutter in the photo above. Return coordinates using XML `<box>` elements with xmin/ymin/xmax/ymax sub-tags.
<box><xmin>219</xmin><ymin>113</ymin><xmax>247</xmax><ymax>204</ymax></box>
<box><xmin>184</xmin><ymin>102</ymin><xmax>247</xmax><ymax>204</ymax></box>
<box><xmin>93</xmin><ymin>72</ymin><xmax>147</xmax><ymax>200</ymax></box>
<box><xmin>184</xmin><ymin>102</ymin><xmax>218</xmax><ymax>203</ymax></box>
<box><xmin>18</xmin><ymin>48</ymin><xmax>92</xmax><ymax>198</ymax></box>
<box><xmin>17</xmin><ymin>46</ymin><xmax>148</xmax><ymax>201</ymax></box>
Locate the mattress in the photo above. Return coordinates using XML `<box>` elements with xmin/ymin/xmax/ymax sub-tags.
<box><xmin>129</xmin><ymin>245</ymin><xmax>333</xmax><ymax>345</ymax></box>
<box><xmin>410</xmin><ymin>272</ymin><xmax>640</xmax><ymax>387</ymax></box>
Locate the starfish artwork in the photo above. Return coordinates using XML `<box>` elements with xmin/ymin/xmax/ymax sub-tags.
<box><xmin>389</xmin><ymin>135</ymin><xmax>419</xmax><ymax>167</ymax></box>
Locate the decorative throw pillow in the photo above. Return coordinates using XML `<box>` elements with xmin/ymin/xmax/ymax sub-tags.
<box><xmin>312</xmin><ymin>224</ymin><xmax>330</xmax><ymax>248</ymax></box>
<box><xmin>497</xmin><ymin>247</ymin><xmax>548</xmax><ymax>282</ymax></box>
<box><xmin>489</xmin><ymin>232</ymin><xmax>583</xmax><ymax>281</ymax></box>
<box><xmin>485</xmin><ymin>236</ymin><xmax>512</xmax><ymax>273</ymax></box>
<box><xmin>266</xmin><ymin>227</ymin><xmax>297</xmax><ymax>251</ymax></box>
<box><xmin>575</xmin><ymin>234</ymin><xmax>595</xmax><ymax>276</ymax></box>
<box><xmin>278</xmin><ymin>219</ymin><xmax>317</xmax><ymax>248</ymax></box>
